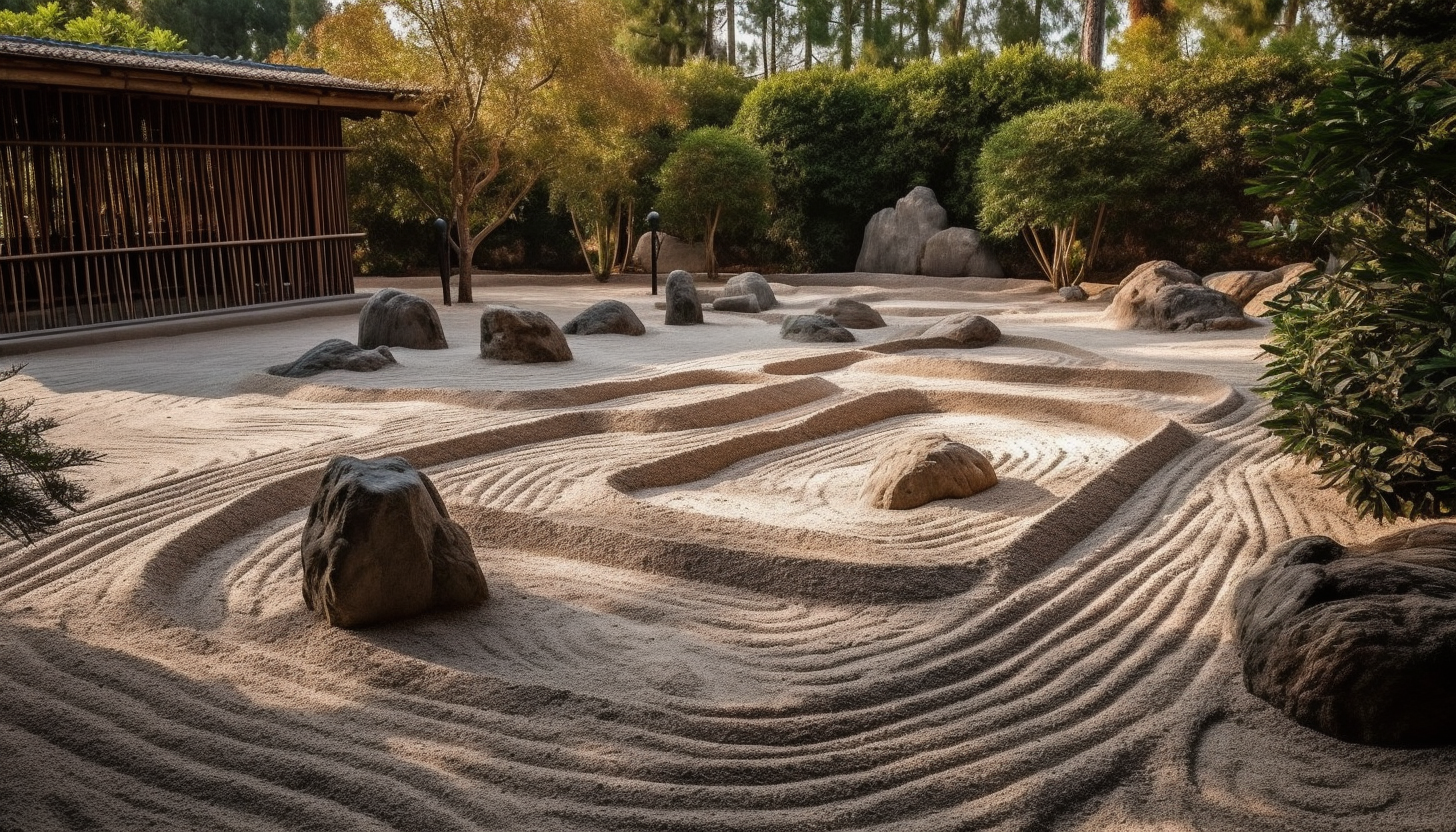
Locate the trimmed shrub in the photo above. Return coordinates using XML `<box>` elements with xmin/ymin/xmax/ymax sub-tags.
<box><xmin>655</xmin><ymin>127</ymin><xmax>773</xmax><ymax>278</ymax></box>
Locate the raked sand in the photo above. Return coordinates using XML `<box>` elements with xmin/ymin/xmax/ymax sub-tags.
<box><xmin>1</xmin><ymin>272</ymin><xmax>1452</xmax><ymax>831</ymax></box>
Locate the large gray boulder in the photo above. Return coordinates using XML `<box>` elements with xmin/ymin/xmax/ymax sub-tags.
<box><xmin>268</xmin><ymin>339</ymin><xmax>396</xmax><ymax>378</ymax></box>
<box><xmin>1203</xmin><ymin>269</ymin><xmax>1281</xmax><ymax>306</ymax></box>
<box><xmin>632</xmin><ymin>232</ymin><xmax>708</xmax><ymax>274</ymax></box>
<box><xmin>1105</xmin><ymin>260</ymin><xmax>1253</xmax><ymax>332</ymax></box>
<box><xmin>862</xmin><ymin>434</ymin><xmax>998</xmax><ymax>510</ymax></box>
<box><xmin>302</xmin><ymin>456</ymin><xmax>488</xmax><ymax>628</ymax></box>
<box><xmin>712</xmin><ymin>294</ymin><xmax>761</xmax><ymax>313</ymax></box>
<box><xmin>664</xmin><ymin>270</ymin><xmax>704</xmax><ymax>325</ymax></box>
<box><xmin>479</xmin><ymin>306</ymin><xmax>573</xmax><ymax>362</ymax></box>
<box><xmin>1233</xmin><ymin>524</ymin><xmax>1456</xmax><ymax>747</ymax></box>
<box><xmin>855</xmin><ymin>186</ymin><xmax>949</xmax><ymax>275</ymax></box>
<box><xmin>920</xmin><ymin>312</ymin><xmax>1001</xmax><ymax>347</ymax></box>
<box><xmin>815</xmin><ymin>298</ymin><xmax>886</xmax><ymax>329</ymax></box>
<box><xmin>358</xmin><ymin>288</ymin><xmax>448</xmax><ymax>350</ymax></box>
<box><xmin>722</xmin><ymin>272</ymin><xmax>777</xmax><ymax>309</ymax></box>
<box><xmin>781</xmin><ymin>314</ymin><xmax>855</xmax><ymax>343</ymax></box>
<box><xmin>562</xmin><ymin>300</ymin><xmax>646</xmax><ymax>336</ymax></box>
<box><xmin>920</xmin><ymin>227</ymin><xmax>1004</xmax><ymax>278</ymax></box>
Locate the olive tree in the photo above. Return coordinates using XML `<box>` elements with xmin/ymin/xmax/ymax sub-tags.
<box><xmin>655</xmin><ymin>127</ymin><xmax>773</xmax><ymax>279</ymax></box>
<box><xmin>976</xmin><ymin>100</ymin><xmax>1170</xmax><ymax>288</ymax></box>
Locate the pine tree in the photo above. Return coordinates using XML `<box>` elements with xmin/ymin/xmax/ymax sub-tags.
<box><xmin>0</xmin><ymin>367</ymin><xmax>101</xmax><ymax>544</ymax></box>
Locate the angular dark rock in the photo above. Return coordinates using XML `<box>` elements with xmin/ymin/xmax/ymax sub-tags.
<box><xmin>920</xmin><ymin>227</ymin><xmax>1004</xmax><ymax>278</ymax></box>
<box><xmin>267</xmin><ymin>339</ymin><xmax>396</xmax><ymax>378</ymax></box>
<box><xmin>721</xmin><ymin>272</ymin><xmax>777</xmax><ymax>310</ymax></box>
<box><xmin>780</xmin><ymin>314</ymin><xmax>855</xmax><ymax>343</ymax></box>
<box><xmin>664</xmin><ymin>270</ymin><xmax>704</xmax><ymax>325</ymax></box>
<box><xmin>815</xmin><ymin>298</ymin><xmax>886</xmax><ymax>329</ymax></box>
<box><xmin>301</xmin><ymin>456</ymin><xmax>488</xmax><ymax>628</ymax></box>
<box><xmin>855</xmin><ymin>187</ymin><xmax>949</xmax><ymax>275</ymax></box>
<box><xmin>562</xmin><ymin>300</ymin><xmax>646</xmax><ymax>336</ymax></box>
<box><xmin>479</xmin><ymin>306</ymin><xmax>573</xmax><ymax>362</ymax></box>
<box><xmin>1058</xmin><ymin>285</ymin><xmax>1088</xmax><ymax>302</ymax></box>
<box><xmin>358</xmin><ymin>288</ymin><xmax>448</xmax><ymax>350</ymax></box>
<box><xmin>1233</xmin><ymin>524</ymin><xmax>1456</xmax><ymax>747</ymax></box>
<box><xmin>862</xmin><ymin>434</ymin><xmax>998</xmax><ymax>509</ymax></box>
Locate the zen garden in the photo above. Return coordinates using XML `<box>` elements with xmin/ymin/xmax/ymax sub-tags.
<box><xmin>0</xmin><ymin>0</ymin><xmax>1452</xmax><ymax>829</ymax></box>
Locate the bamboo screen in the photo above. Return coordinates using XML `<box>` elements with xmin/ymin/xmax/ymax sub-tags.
<box><xmin>0</xmin><ymin>86</ymin><xmax>360</xmax><ymax>334</ymax></box>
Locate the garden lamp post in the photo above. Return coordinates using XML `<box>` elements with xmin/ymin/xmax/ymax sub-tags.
<box><xmin>647</xmin><ymin>210</ymin><xmax>661</xmax><ymax>296</ymax></box>
<box><xmin>432</xmin><ymin>217</ymin><xmax>451</xmax><ymax>306</ymax></box>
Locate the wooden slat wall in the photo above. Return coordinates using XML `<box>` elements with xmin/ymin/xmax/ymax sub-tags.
<box><xmin>0</xmin><ymin>86</ymin><xmax>358</xmax><ymax>333</ymax></box>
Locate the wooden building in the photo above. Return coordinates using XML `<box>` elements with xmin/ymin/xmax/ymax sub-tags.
<box><xmin>0</xmin><ymin>36</ymin><xmax>418</xmax><ymax>334</ymax></box>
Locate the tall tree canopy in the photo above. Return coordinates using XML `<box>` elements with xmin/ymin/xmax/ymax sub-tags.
<box><xmin>142</xmin><ymin>0</ymin><xmax>324</xmax><ymax>59</ymax></box>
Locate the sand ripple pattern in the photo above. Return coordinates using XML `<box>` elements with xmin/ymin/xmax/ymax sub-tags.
<box><xmin>2</xmin><ymin>335</ymin><xmax>1451</xmax><ymax>832</ymax></box>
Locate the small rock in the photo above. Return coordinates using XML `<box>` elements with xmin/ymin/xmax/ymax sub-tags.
<box><xmin>781</xmin><ymin>314</ymin><xmax>855</xmax><ymax>343</ymax></box>
<box><xmin>1233</xmin><ymin>524</ymin><xmax>1456</xmax><ymax>747</ymax></box>
<box><xmin>267</xmin><ymin>339</ymin><xmax>396</xmax><ymax>378</ymax></box>
<box><xmin>815</xmin><ymin>298</ymin><xmax>886</xmax><ymax>329</ymax></box>
<box><xmin>562</xmin><ymin>300</ymin><xmax>646</xmax><ymax>336</ymax></box>
<box><xmin>855</xmin><ymin>186</ymin><xmax>950</xmax><ymax>275</ymax></box>
<box><xmin>664</xmin><ymin>270</ymin><xmax>704</xmax><ymax>325</ymax></box>
<box><xmin>631</xmin><ymin>232</ymin><xmax>708</xmax><ymax>274</ymax></box>
<box><xmin>301</xmin><ymin>456</ymin><xmax>488</xmax><ymax>628</ymax></box>
<box><xmin>358</xmin><ymin>288</ymin><xmax>448</xmax><ymax>350</ymax></box>
<box><xmin>920</xmin><ymin>312</ymin><xmax>1001</xmax><ymax>347</ymax></box>
<box><xmin>1058</xmin><ymin>285</ymin><xmax>1088</xmax><ymax>302</ymax></box>
<box><xmin>862</xmin><ymin>434</ymin><xmax>997</xmax><ymax>509</ymax></box>
<box><xmin>712</xmin><ymin>294</ymin><xmax>761</xmax><ymax>313</ymax></box>
<box><xmin>920</xmin><ymin>227</ymin><xmax>1004</xmax><ymax>278</ymax></box>
<box><xmin>1203</xmin><ymin>270</ymin><xmax>1281</xmax><ymax>306</ymax></box>
<box><xmin>1105</xmin><ymin>260</ymin><xmax>1252</xmax><ymax>332</ymax></box>
<box><xmin>722</xmin><ymin>272</ymin><xmax>777</xmax><ymax>309</ymax></box>
<box><xmin>479</xmin><ymin>306</ymin><xmax>572</xmax><ymax>362</ymax></box>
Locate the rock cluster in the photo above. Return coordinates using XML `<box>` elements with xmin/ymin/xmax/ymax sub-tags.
<box><xmin>562</xmin><ymin>300</ymin><xmax>646</xmax><ymax>336</ymax></box>
<box><xmin>301</xmin><ymin>456</ymin><xmax>488</xmax><ymax>628</ymax></box>
<box><xmin>480</xmin><ymin>306</ymin><xmax>573</xmax><ymax>362</ymax></box>
<box><xmin>358</xmin><ymin>288</ymin><xmax>448</xmax><ymax>350</ymax></box>
<box><xmin>862</xmin><ymin>434</ymin><xmax>998</xmax><ymax>509</ymax></box>
<box><xmin>1104</xmin><ymin>260</ymin><xmax>1253</xmax><ymax>332</ymax></box>
<box><xmin>268</xmin><ymin>339</ymin><xmax>396</xmax><ymax>378</ymax></box>
<box><xmin>781</xmin><ymin>314</ymin><xmax>855</xmax><ymax>343</ymax></box>
<box><xmin>1233</xmin><ymin>524</ymin><xmax>1456</xmax><ymax>747</ymax></box>
<box><xmin>664</xmin><ymin>270</ymin><xmax>704</xmax><ymax>325</ymax></box>
<box><xmin>721</xmin><ymin>272</ymin><xmax>777</xmax><ymax>309</ymax></box>
<box><xmin>815</xmin><ymin>298</ymin><xmax>886</xmax><ymax>329</ymax></box>
<box><xmin>856</xmin><ymin>188</ymin><xmax>1002</xmax><ymax>277</ymax></box>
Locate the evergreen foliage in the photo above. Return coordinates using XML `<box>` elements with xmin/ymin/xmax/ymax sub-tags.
<box><xmin>0</xmin><ymin>2</ymin><xmax>185</xmax><ymax>50</ymax></box>
<box><xmin>1329</xmin><ymin>0</ymin><xmax>1456</xmax><ymax>42</ymax></box>
<box><xmin>1249</xmin><ymin>51</ymin><xmax>1456</xmax><ymax>521</ymax></box>
<box><xmin>0</xmin><ymin>367</ymin><xmax>101</xmax><ymax>544</ymax></box>
<box><xmin>655</xmin><ymin>126</ymin><xmax>772</xmax><ymax>277</ymax></box>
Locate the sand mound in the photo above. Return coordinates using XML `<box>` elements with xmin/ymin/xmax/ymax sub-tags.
<box><xmin>0</xmin><ymin>274</ymin><xmax>1450</xmax><ymax>832</ymax></box>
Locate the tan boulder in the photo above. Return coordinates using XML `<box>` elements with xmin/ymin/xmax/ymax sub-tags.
<box><xmin>861</xmin><ymin>434</ymin><xmax>997</xmax><ymax>510</ymax></box>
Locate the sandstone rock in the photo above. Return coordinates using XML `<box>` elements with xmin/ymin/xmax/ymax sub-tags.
<box><xmin>815</xmin><ymin>298</ymin><xmax>886</xmax><ymax>329</ymax></box>
<box><xmin>919</xmin><ymin>227</ymin><xmax>1004</xmax><ymax>278</ymax></box>
<box><xmin>267</xmin><ymin>339</ymin><xmax>396</xmax><ymax>378</ymax></box>
<box><xmin>862</xmin><ymin>434</ymin><xmax>997</xmax><ymax>510</ymax></box>
<box><xmin>664</xmin><ymin>270</ymin><xmax>704</xmax><ymax>325</ymax></box>
<box><xmin>302</xmin><ymin>456</ymin><xmax>488</xmax><ymax>628</ymax></box>
<box><xmin>1059</xmin><ymin>285</ymin><xmax>1088</xmax><ymax>302</ymax></box>
<box><xmin>722</xmin><ymin>272</ymin><xmax>777</xmax><ymax>309</ymax></box>
<box><xmin>1270</xmin><ymin>262</ymin><xmax>1317</xmax><ymax>281</ymax></box>
<box><xmin>562</xmin><ymin>300</ymin><xmax>646</xmax><ymax>336</ymax></box>
<box><xmin>358</xmin><ymin>288</ymin><xmax>447</xmax><ymax>350</ymax></box>
<box><xmin>479</xmin><ymin>306</ymin><xmax>572</xmax><ymax>362</ymax></box>
<box><xmin>920</xmin><ymin>312</ymin><xmax>1001</xmax><ymax>347</ymax></box>
<box><xmin>1233</xmin><ymin>524</ymin><xmax>1456</xmax><ymax>747</ymax></box>
<box><xmin>855</xmin><ymin>186</ymin><xmax>949</xmax><ymax>275</ymax></box>
<box><xmin>712</xmin><ymin>294</ymin><xmax>761</xmax><ymax>313</ymax></box>
<box><xmin>1245</xmin><ymin>264</ymin><xmax>1316</xmax><ymax>317</ymax></box>
<box><xmin>632</xmin><ymin>232</ymin><xmax>708</xmax><ymax>274</ymax></box>
<box><xmin>781</xmin><ymin>314</ymin><xmax>855</xmax><ymax>343</ymax></box>
<box><xmin>1203</xmin><ymin>269</ymin><xmax>1281</xmax><ymax>306</ymax></box>
<box><xmin>1105</xmin><ymin>260</ymin><xmax>1253</xmax><ymax>332</ymax></box>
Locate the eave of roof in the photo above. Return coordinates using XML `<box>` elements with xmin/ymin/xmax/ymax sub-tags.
<box><xmin>0</xmin><ymin>35</ymin><xmax>421</xmax><ymax>114</ymax></box>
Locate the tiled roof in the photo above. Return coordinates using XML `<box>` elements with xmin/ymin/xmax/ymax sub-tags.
<box><xmin>0</xmin><ymin>35</ymin><xmax>404</xmax><ymax>97</ymax></box>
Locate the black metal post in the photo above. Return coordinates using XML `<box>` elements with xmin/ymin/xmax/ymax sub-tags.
<box><xmin>433</xmin><ymin>217</ymin><xmax>451</xmax><ymax>306</ymax></box>
<box><xmin>647</xmin><ymin>210</ymin><xmax>661</xmax><ymax>296</ymax></box>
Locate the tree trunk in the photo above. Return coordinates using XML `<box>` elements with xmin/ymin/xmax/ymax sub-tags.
<box><xmin>1079</xmin><ymin>0</ymin><xmax>1104</xmax><ymax>69</ymax></box>
<box><xmin>704</xmin><ymin>0</ymin><xmax>716</xmax><ymax>58</ymax></box>
<box><xmin>1280</xmin><ymin>0</ymin><xmax>1299</xmax><ymax>31</ymax></box>
<box><xmin>916</xmin><ymin>0</ymin><xmax>931</xmax><ymax>57</ymax></box>
<box><xmin>1128</xmin><ymin>0</ymin><xmax>1168</xmax><ymax>24</ymax></box>
<box><xmin>454</xmin><ymin>203</ymin><xmax>475</xmax><ymax>303</ymax></box>
<box><xmin>770</xmin><ymin>7</ymin><xmax>778</xmax><ymax>74</ymax></box>
<box><xmin>1033</xmin><ymin>0</ymin><xmax>1043</xmax><ymax>44</ymax></box>
<box><xmin>950</xmin><ymin>0</ymin><xmax>967</xmax><ymax>54</ymax></box>
<box><xmin>705</xmin><ymin>207</ymin><xmax>721</xmax><ymax>279</ymax></box>
<box><xmin>728</xmin><ymin>0</ymin><xmax>736</xmax><ymax>63</ymax></box>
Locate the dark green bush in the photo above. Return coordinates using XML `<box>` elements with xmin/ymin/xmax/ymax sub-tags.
<box><xmin>0</xmin><ymin>367</ymin><xmax>100</xmax><ymax>543</ymax></box>
<box><xmin>1249</xmin><ymin>51</ymin><xmax>1456</xmax><ymax>521</ymax></box>
<box><xmin>660</xmin><ymin>58</ymin><xmax>756</xmax><ymax>130</ymax></box>
<box><xmin>1330</xmin><ymin>0</ymin><xmax>1456</xmax><ymax>42</ymax></box>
